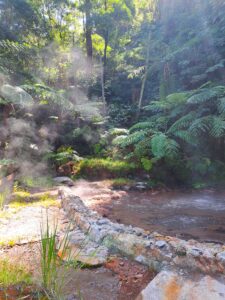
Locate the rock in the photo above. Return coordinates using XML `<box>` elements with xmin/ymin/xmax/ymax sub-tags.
<box><xmin>137</xmin><ymin>270</ymin><xmax>225</xmax><ymax>300</ymax></box>
<box><xmin>59</xmin><ymin>230</ymin><xmax>109</xmax><ymax>266</ymax></box>
<box><xmin>97</xmin><ymin>218</ymin><xmax>109</xmax><ymax>225</ymax></box>
<box><xmin>217</xmin><ymin>251</ymin><xmax>225</xmax><ymax>263</ymax></box>
<box><xmin>175</xmin><ymin>245</ymin><xmax>186</xmax><ymax>256</ymax></box>
<box><xmin>155</xmin><ymin>240</ymin><xmax>167</xmax><ymax>248</ymax></box>
<box><xmin>135</xmin><ymin>255</ymin><xmax>147</xmax><ymax>264</ymax></box>
<box><xmin>53</xmin><ymin>177</ymin><xmax>74</xmax><ymax>186</ymax></box>
<box><xmin>60</xmin><ymin>186</ymin><xmax>225</xmax><ymax>275</ymax></box>
<box><xmin>189</xmin><ymin>248</ymin><xmax>203</xmax><ymax>257</ymax></box>
<box><xmin>134</xmin><ymin>182</ymin><xmax>148</xmax><ymax>191</ymax></box>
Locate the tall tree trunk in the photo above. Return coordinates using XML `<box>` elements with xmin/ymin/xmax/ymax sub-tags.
<box><xmin>85</xmin><ymin>0</ymin><xmax>93</xmax><ymax>60</ymax></box>
<box><xmin>136</xmin><ymin>30</ymin><xmax>151</xmax><ymax>119</ymax></box>
<box><xmin>100</xmin><ymin>57</ymin><xmax>106</xmax><ymax>114</ymax></box>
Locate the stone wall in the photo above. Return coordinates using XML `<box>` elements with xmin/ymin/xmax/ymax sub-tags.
<box><xmin>59</xmin><ymin>187</ymin><xmax>225</xmax><ymax>275</ymax></box>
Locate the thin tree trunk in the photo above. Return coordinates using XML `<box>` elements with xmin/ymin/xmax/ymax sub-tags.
<box><xmin>136</xmin><ymin>30</ymin><xmax>151</xmax><ymax>119</ymax></box>
<box><xmin>100</xmin><ymin>57</ymin><xmax>106</xmax><ymax>114</ymax></box>
<box><xmin>85</xmin><ymin>0</ymin><xmax>93</xmax><ymax>60</ymax></box>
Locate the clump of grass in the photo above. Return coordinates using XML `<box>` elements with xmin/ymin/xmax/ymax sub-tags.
<box><xmin>0</xmin><ymin>190</ymin><xmax>11</xmax><ymax>211</ymax></box>
<box><xmin>21</xmin><ymin>176</ymin><xmax>54</xmax><ymax>189</ymax></box>
<box><xmin>12</xmin><ymin>190</ymin><xmax>31</xmax><ymax>202</ymax></box>
<box><xmin>9</xmin><ymin>193</ymin><xmax>59</xmax><ymax>210</ymax></box>
<box><xmin>0</xmin><ymin>193</ymin><xmax>6</xmax><ymax>210</ymax></box>
<box><xmin>40</xmin><ymin>218</ymin><xmax>71</xmax><ymax>299</ymax></box>
<box><xmin>74</xmin><ymin>158</ymin><xmax>137</xmax><ymax>179</ymax></box>
<box><xmin>0</xmin><ymin>259</ymin><xmax>32</xmax><ymax>286</ymax></box>
<box><xmin>111</xmin><ymin>177</ymin><xmax>134</xmax><ymax>188</ymax></box>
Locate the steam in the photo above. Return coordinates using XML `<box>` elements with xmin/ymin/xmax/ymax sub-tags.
<box><xmin>0</xmin><ymin>42</ymin><xmax>104</xmax><ymax>187</ymax></box>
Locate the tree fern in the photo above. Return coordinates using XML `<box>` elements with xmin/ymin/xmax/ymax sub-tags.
<box><xmin>189</xmin><ymin>116</ymin><xmax>211</xmax><ymax>136</ymax></box>
<box><xmin>112</xmin><ymin>135</ymin><xmax>128</xmax><ymax>146</ymax></box>
<box><xmin>187</xmin><ymin>87</ymin><xmax>222</xmax><ymax>104</ymax></box>
<box><xmin>210</xmin><ymin>116</ymin><xmax>225</xmax><ymax>138</ymax></box>
<box><xmin>134</xmin><ymin>138</ymin><xmax>152</xmax><ymax>158</ymax></box>
<box><xmin>172</xmin><ymin>130</ymin><xmax>198</xmax><ymax>145</ymax></box>
<box><xmin>168</xmin><ymin>112</ymin><xmax>197</xmax><ymax>133</ymax></box>
<box><xmin>217</xmin><ymin>97</ymin><xmax>225</xmax><ymax>114</ymax></box>
<box><xmin>116</xmin><ymin>130</ymin><xmax>148</xmax><ymax>148</ymax></box>
<box><xmin>151</xmin><ymin>133</ymin><xmax>179</xmax><ymax>159</ymax></box>
<box><xmin>130</xmin><ymin>121</ymin><xmax>154</xmax><ymax>133</ymax></box>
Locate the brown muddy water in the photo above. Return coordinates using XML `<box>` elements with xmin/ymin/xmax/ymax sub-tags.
<box><xmin>72</xmin><ymin>180</ymin><xmax>225</xmax><ymax>244</ymax></box>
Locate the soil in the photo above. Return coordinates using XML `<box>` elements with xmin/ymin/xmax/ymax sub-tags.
<box><xmin>1</xmin><ymin>244</ymin><xmax>154</xmax><ymax>300</ymax></box>
<box><xmin>71</xmin><ymin>180</ymin><xmax>225</xmax><ymax>243</ymax></box>
<box><xmin>104</xmin><ymin>257</ymin><xmax>156</xmax><ymax>300</ymax></box>
<box><xmin>0</xmin><ymin>285</ymin><xmax>45</xmax><ymax>300</ymax></box>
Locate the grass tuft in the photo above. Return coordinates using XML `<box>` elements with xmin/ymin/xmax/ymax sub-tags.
<box><xmin>0</xmin><ymin>259</ymin><xmax>32</xmax><ymax>286</ymax></box>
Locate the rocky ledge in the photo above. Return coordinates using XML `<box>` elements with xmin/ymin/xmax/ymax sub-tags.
<box><xmin>59</xmin><ymin>187</ymin><xmax>225</xmax><ymax>275</ymax></box>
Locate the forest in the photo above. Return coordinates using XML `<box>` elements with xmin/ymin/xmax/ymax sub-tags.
<box><xmin>1</xmin><ymin>0</ymin><xmax>225</xmax><ymax>299</ymax></box>
<box><xmin>1</xmin><ymin>0</ymin><xmax>225</xmax><ymax>188</ymax></box>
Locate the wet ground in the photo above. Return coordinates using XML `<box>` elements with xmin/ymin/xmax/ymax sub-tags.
<box><xmin>72</xmin><ymin>180</ymin><xmax>225</xmax><ymax>243</ymax></box>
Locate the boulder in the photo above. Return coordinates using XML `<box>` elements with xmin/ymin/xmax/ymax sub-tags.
<box><xmin>53</xmin><ymin>176</ymin><xmax>74</xmax><ymax>186</ymax></box>
<box><xmin>58</xmin><ymin>229</ymin><xmax>109</xmax><ymax>266</ymax></box>
<box><xmin>137</xmin><ymin>270</ymin><xmax>225</xmax><ymax>300</ymax></box>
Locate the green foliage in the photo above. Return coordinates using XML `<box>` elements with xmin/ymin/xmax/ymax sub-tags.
<box><xmin>0</xmin><ymin>259</ymin><xmax>32</xmax><ymax>287</ymax></box>
<box><xmin>40</xmin><ymin>219</ymin><xmax>71</xmax><ymax>299</ymax></box>
<box><xmin>111</xmin><ymin>177</ymin><xmax>134</xmax><ymax>188</ymax></box>
<box><xmin>115</xmin><ymin>84</ymin><xmax>225</xmax><ymax>184</ymax></box>
<box><xmin>141</xmin><ymin>158</ymin><xmax>152</xmax><ymax>171</ymax></box>
<box><xmin>151</xmin><ymin>133</ymin><xmax>180</xmax><ymax>159</ymax></box>
<box><xmin>74</xmin><ymin>158</ymin><xmax>137</xmax><ymax>179</ymax></box>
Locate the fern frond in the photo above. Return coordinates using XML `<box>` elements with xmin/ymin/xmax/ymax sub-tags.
<box><xmin>151</xmin><ymin>133</ymin><xmax>179</xmax><ymax>159</ymax></box>
<box><xmin>130</xmin><ymin>122</ymin><xmax>154</xmax><ymax>133</ymax></box>
<box><xmin>110</xmin><ymin>128</ymin><xmax>129</xmax><ymax>136</ymax></box>
<box><xmin>173</xmin><ymin>130</ymin><xmax>197</xmax><ymax>145</ymax></box>
<box><xmin>112</xmin><ymin>135</ymin><xmax>128</xmax><ymax>145</ymax></box>
<box><xmin>189</xmin><ymin>116</ymin><xmax>211</xmax><ymax>136</ymax></box>
<box><xmin>168</xmin><ymin>112</ymin><xmax>197</xmax><ymax>133</ymax></box>
<box><xmin>210</xmin><ymin>116</ymin><xmax>225</xmax><ymax>137</ymax></box>
<box><xmin>143</xmin><ymin>101</ymin><xmax>165</xmax><ymax>112</ymax></box>
<box><xmin>217</xmin><ymin>97</ymin><xmax>225</xmax><ymax>114</ymax></box>
<box><xmin>134</xmin><ymin>138</ymin><xmax>152</xmax><ymax>157</ymax></box>
<box><xmin>187</xmin><ymin>86</ymin><xmax>224</xmax><ymax>104</ymax></box>
<box><xmin>115</xmin><ymin>130</ymin><xmax>148</xmax><ymax>147</ymax></box>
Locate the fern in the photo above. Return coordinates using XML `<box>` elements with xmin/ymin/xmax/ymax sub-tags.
<box><xmin>217</xmin><ymin>97</ymin><xmax>225</xmax><ymax>114</ymax></box>
<box><xmin>112</xmin><ymin>135</ymin><xmax>128</xmax><ymax>146</ymax></box>
<box><xmin>133</xmin><ymin>138</ymin><xmax>152</xmax><ymax>158</ymax></box>
<box><xmin>187</xmin><ymin>87</ymin><xmax>223</xmax><ymax>104</ymax></box>
<box><xmin>189</xmin><ymin>116</ymin><xmax>211</xmax><ymax>136</ymax></box>
<box><xmin>110</xmin><ymin>128</ymin><xmax>129</xmax><ymax>136</ymax></box>
<box><xmin>130</xmin><ymin>121</ymin><xmax>155</xmax><ymax>133</ymax></box>
<box><xmin>116</xmin><ymin>130</ymin><xmax>148</xmax><ymax>147</ymax></box>
<box><xmin>151</xmin><ymin>133</ymin><xmax>179</xmax><ymax>159</ymax></box>
<box><xmin>143</xmin><ymin>101</ymin><xmax>166</xmax><ymax>112</ymax></box>
<box><xmin>173</xmin><ymin>130</ymin><xmax>198</xmax><ymax>145</ymax></box>
<box><xmin>210</xmin><ymin>116</ymin><xmax>225</xmax><ymax>138</ymax></box>
<box><xmin>168</xmin><ymin>112</ymin><xmax>197</xmax><ymax>133</ymax></box>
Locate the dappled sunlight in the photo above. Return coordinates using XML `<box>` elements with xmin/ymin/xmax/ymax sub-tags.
<box><xmin>1</xmin><ymin>0</ymin><xmax>225</xmax><ymax>298</ymax></box>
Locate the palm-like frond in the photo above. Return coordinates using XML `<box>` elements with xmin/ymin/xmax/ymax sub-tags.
<box><xmin>116</xmin><ymin>130</ymin><xmax>148</xmax><ymax>147</ymax></box>
<box><xmin>168</xmin><ymin>112</ymin><xmax>197</xmax><ymax>133</ymax></box>
<box><xmin>130</xmin><ymin>121</ymin><xmax>154</xmax><ymax>133</ymax></box>
<box><xmin>151</xmin><ymin>133</ymin><xmax>180</xmax><ymax>159</ymax></box>
<box><xmin>210</xmin><ymin>116</ymin><xmax>225</xmax><ymax>137</ymax></box>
